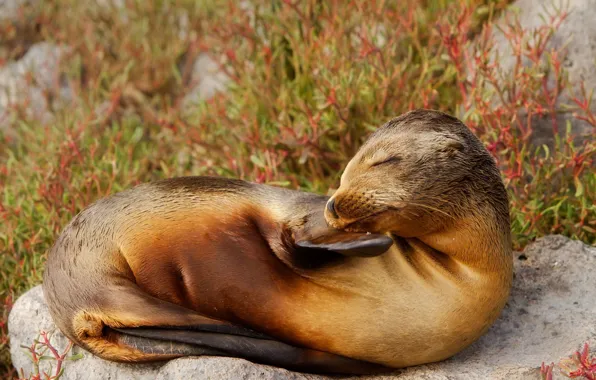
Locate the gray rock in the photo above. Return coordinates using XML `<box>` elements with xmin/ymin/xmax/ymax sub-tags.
<box><xmin>9</xmin><ymin>235</ymin><xmax>596</xmax><ymax>379</ymax></box>
<box><xmin>0</xmin><ymin>0</ymin><xmax>39</xmax><ymax>22</ymax></box>
<box><xmin>483</xmin><ymin>0</ymin><xmax>596</xmax><ymax>148</ymax></box>
<box><xmin>0</xmin><ymin>42</ymin><xmax>72</xmax><ymax>138</ymax></box>
<box><xmin>182</xmin><ymin>53</ymin><xmax>229</xmax><ymax>108</ymax></box>
<box><xmin>94</xmin><ymin>0</ymin><xmax>125</xmax><ymax>9</ymax></box>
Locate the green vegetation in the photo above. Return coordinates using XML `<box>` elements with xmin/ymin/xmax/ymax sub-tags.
<box><xmin>1</xmin><ymin>0</ymin><xmax>594</xmax><ymax>377</ymax></box>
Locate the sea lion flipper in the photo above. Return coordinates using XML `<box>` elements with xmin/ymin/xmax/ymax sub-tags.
<box><xmin>111</xmin><ymin>327</ymin><xmax>389</xmax><ymax>374</ymax></box>
<box><xmin>295</xmin><ymin>233</ymin><xmax>394</xmax><ymax>257</ymax></box>
<box><xmin>291</xmin><ymin>208</ymin><xmax>394</xmax><ymax>257</ymax></box>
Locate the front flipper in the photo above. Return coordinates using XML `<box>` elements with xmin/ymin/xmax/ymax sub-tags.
<box><xmin>291</xmin><ymin>207</ymin><xmax>393</xmax><ymax>258</ymax></box>
<box><xmin>295</xmin><ymin>233</ymin><xmax>394</xmax><ymax>257</ymax></box>
<box><xmin>111</xmin><ymin>326</ymin><xmax>391</xmax><ymax>375</ymax></box>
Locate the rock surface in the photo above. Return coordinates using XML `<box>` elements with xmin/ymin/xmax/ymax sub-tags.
<box><xmin>182</xmin><ymin>52</ymin><xmax>229</xmax><ymax>108</ymax></box>
<box><xmin>8</xmin><ymin>235</ymin><xmax>596</xmax><ymax>379</ymax></box>
<box><xmin>0</xmin><ymin>0</ymin><xmax>38</xmax><ymax>22</ymax></box>
<box><xmin>0</xmin><ymin>42</ymin><xmax>72</xmax><ymax>137</ymax></box>
<box><xmin>487</xmin><ymin>0</ymin><xmax>596</xmax><ymax>148</ymax></box>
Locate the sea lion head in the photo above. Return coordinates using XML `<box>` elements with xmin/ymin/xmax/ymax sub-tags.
<box><xmin>325</xmin><ymin>109</ymin><xmax>507</xmax><ymax>237</ymax></box>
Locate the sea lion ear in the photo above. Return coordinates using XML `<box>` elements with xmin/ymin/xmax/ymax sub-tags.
<box><xmin>295</xmin><ymin>233</ymin><xmax>394</xmax><ymax>257</ymax></box>
<box><xmin>440</xmin><ymin>137</ymin><xmax>465</xmax><ymax>158</ymax></box>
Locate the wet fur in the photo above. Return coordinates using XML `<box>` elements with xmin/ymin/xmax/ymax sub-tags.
<box><xmin>43</xmin><ymin>109</ymin><xmax>513</xmax><ymax>373</ymax></box>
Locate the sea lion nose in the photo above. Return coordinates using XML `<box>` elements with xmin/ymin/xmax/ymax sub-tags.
<box><xmin>326</xmin><ymin>198</ymin><xmax>339</xmax><ymax>219</ymax></box>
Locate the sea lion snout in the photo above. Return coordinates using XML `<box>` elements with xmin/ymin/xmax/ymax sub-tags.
<box><xmin>324</xmin><ymin>191</ymin><xmax>377</xmax><ymax>231</ymax></box>
<box><xmin>324</xmin><ymin>194</ymin><xmax>351</xmax><ymax>229</ymax></box>
<box><xmin>324</xmin><ymin>196</ymin><xmax>347</xmax><ymax>230</ymax></box>
<box><xmin>326</xmin><ymin>198</ymin><xmax>339</xmax><ymax>219</ymax></box>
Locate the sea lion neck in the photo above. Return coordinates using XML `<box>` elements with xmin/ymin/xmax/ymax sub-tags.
<box><xmin>416</xmin><ymin>204</ymin><xmax>512</xmax><ymax>275</ymax></box>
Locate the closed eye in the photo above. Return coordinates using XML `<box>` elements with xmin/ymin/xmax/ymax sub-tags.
<box><xmin>371</xmin><ymin>156</ymin><xmax>401</xmax><ymax>167</ymax></box>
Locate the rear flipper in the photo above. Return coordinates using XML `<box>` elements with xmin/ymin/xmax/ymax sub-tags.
<box><xmin>110</xmin><ymin>326</ymin><xmax>391</xmax><ymax>375</ymax></box>
<box><xmin>70</xmin><ymin>285</ymin><xmax>390</xmax><ymax>374</ymax></box>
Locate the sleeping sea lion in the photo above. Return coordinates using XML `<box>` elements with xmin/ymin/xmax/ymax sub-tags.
<box><xmin>42</xmin><ymin>109</ymin><xmax>512</xmax><ymax>374</ymax></box>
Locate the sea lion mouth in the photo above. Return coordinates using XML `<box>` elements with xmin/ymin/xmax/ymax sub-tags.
<box><xmin>338</xmin><ymin>206</ymin><xmax>400</xmax><ymax>233</ymax></box>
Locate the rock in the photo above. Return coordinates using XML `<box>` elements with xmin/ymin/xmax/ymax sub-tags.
<box><xmin>182</xmin><ymin>52</ymin><xmax>229</xmax><ymax>108</ymax></box>
<box><xmin>0</xmin><ymin>42</ymin><xmax>72</xmax><ymax>139</ymax></box>
<box><xmin>0</xmin><ymin>0</ymin><xmax>43</xmax><ymax>65</ymax></box>
<box><xmin>94</xmin><ymin>0</ymin><xmax>125</xmax><ymax>9</ymax></box>
<box><xmin>485</xmin><ymin>0</ymin><xmax>596</xmax><ymax>148</ymax></box>
<box><xmin>0</xmin><ymin>0</ymin><xmax>39</xmax><ymax>22</ymax></box>
<box><xmin>9</xmin><ymin>235</ymin><xmax>596</xmax><ymax>379</ymax></box>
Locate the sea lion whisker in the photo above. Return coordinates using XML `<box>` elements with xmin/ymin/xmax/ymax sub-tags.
<box><xmin>365</xmin><ymin>198</ymin><xmax>449</xmax><ymax>220</ymax></box>
<box><xmin>417</xmin><ymin>195</ymin><xmax>455</xmax><ymax>207</ymax></box>
<box><xmin>400</xmin><ymin>201</ymin><xmax>455</xmax><ymax>219</ymax></box>
<box><xmin>401</xmin><ymin>209</ymin><xmax>419</xmax><ymax>220</ymax></box>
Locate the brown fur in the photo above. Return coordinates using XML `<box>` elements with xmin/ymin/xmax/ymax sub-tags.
<box><xmin>42</xmin><ymin>109</ymin><xmax>512</xmax><ymax>371</ymax></box>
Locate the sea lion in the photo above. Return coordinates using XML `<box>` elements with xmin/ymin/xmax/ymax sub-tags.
<box><xmin>42</xmin><ymin>109</ymin><xmax>512</xmax><ymax>374</ymax></box>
